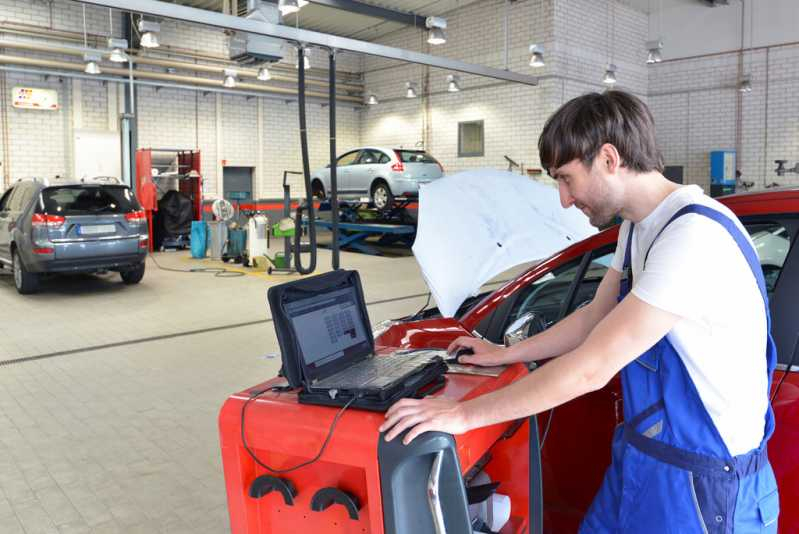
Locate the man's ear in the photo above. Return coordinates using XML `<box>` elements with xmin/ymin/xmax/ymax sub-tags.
<box><xmin>599</xmin><ymin>143</ymin><xmax>621</xmax><ymax>174</ymax></box>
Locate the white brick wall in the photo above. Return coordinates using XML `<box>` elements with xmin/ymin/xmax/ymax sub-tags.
<box><xmin>362</xmin><ymin>0</ymin><xmax>646</xmax><ymax>175</ymax></box>
<box><xmin>649</xmin><ymin>44</ymin><xmax>799</xmax><ymax>189</ymax></box>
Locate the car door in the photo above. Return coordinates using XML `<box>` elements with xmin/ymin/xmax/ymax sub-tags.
<box><xmin>742</xmin><ymin>215</ymin><xmax>799</xmax><ymax>533</ymax></box>
<box><xmin>356</xmin><ymin>149</ymin><xmax>385</xmax><ymax>197</ymax></box>
<box><xmin>335</xmin><ymin>150</ymin><xmax>362</xmax><ymax>196</ymax></box>
<box><xmin>476</xmin><ymin>246</ymin><xmax>619</xmax><ymax>532</ymax></box>
<box><xmin>0</xmin><ymin>187</ymin><xmax>15</xmax><ymax>261</ymax></box>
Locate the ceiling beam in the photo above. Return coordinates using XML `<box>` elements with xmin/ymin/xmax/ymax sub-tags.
<box><xmin>304</xmin><ymin>0</ymin><xmax>426</xmax><ymax>28</ymax></box>
<box><xmin>78</xmin><ymin>0</ymin><xmax>539</xmax><ymax>86</ymax></box>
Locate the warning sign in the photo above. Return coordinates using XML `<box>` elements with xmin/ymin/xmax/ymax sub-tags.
<box><xmin>12</xmin><ymin>87</ymin><xmax>59</xmax><ymax>110</ymax></box>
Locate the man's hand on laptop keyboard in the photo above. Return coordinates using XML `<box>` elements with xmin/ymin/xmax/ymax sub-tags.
<box><xmin>379</xmin><ymin>397</ymin><xmax>471</xmax><ymax>445</ymax></box>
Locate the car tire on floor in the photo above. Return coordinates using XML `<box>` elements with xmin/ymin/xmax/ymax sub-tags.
<box><xmin>12</xmin><ymin>249</ymin><xmax>39</xmax><ymax>295</ymax></box>
<box><xmin>120</xmin><ymin>262</ymin><xmax>145</xmax><ymax>285</ymax></box>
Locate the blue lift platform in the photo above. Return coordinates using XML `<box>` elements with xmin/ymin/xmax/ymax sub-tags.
<box><xmin>306</xmin><ymin>199</ymin><xmax>416</xmax><ymax>255</ymax></box>
<box><xmin>311</xmin><ymin>219</ymin><xmax>415</xmax><ymax>255</ymax></box>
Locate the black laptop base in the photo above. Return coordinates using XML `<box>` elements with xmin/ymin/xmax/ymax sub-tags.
<box><xmin>298</xmin><ymin>361</ymin><xmax>448</xmax><ymax>412</ymax></box>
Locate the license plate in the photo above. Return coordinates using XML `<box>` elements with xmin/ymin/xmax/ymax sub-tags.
<box><xmin>79</xmin><ymin>224</ymin><xmax>115</xmax><ymax>235</ymax></box>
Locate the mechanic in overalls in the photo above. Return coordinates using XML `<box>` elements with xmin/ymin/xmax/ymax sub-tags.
<box><xmin>379</xmin><ymin>90</ymin><xmax>779</xmax><ymax>532</ymax></box>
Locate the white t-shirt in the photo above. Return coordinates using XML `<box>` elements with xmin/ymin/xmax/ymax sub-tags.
<box><xmin>610</xmin><ymin>185</ymin><xmax>768</xmax><ymax>456</ymax></box>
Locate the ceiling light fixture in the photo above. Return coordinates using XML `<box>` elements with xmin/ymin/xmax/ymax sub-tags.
<box><xmin>603</xmin><ymin>63</ymin><xmax>617</xmax><ymax>85</ymax></box>
<box><xmin>295</xmin><ymin>53</ymin><xmax>311</xmax><ymax>70</ymax></box>
<box><xmin>257</xmin><ymin>67</ymin><xmax>271</xmax><ymax>81</ymax></box>
<box><xmin>83</xmin><ymin>52</ymin><xmax>102</xmax><ymax>74</ymax></box>
<box><xmin>107</xmin><ymin>38</ymin><xmax>129</xmax><ymax>63</ymax></box>
<box><xmin>425</xmin><ymin>16</ymin><xmax>447</xmax><ymax>45</ymax></box>
<box><xmin>405</xmin><ymin>81</ymin><xmax>418</xmax><ymax>98</ymax></box>
<box><xmin>278</xmin><ymin>0</ymin><xmax>309</xmax><ymax>16</ymax></box>
<box><xmin>446</xmin><ymin>74</ymin><xmax>461</xmax><ymax>92</ymax></box>
<box><xmin>738</xmin><ymin>74</ymin><xmax>752</xmax><ymax>93</ymax></box>
<box><xmin>223</xmin><ymin>68</ymin><xmax>237</xmax><ymax>88</ymax></box>
<box><xmin>366</xmin><ymin>94</ymin><xmax>378</xmax><ymax>105</ymax></box>
<box><xmin>528</xmin><ymin>44</ymin><xmax>545</xmax><ymax>68</ymax></box>
<box><xmin>138</xmin><ymin>19</ymin><xmax>160</xmax><ymax>48</ymax></box>
<box><xmin>645</xmin><ymin>39</ymin><xmax>663</xmax><ymax>64</ymax></box>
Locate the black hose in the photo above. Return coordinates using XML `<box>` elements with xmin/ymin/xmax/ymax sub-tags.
<box><xmin>294</xmin><ymin>46</ymin><xmax>317</xmax><ymax>275</ymax></box>
<box><xmin>329</xmin><ymin>49</ymin><xmax>340</xmax><ymax>270</ymax></box>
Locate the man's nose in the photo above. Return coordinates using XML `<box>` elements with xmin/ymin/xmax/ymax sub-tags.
<box><xmin>559</xmin><ymin>182</ymin><xmax>574</xmax><ymax>208</ymax></box>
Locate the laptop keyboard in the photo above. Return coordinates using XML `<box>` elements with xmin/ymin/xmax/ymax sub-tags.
<box><xmin>314</xmin><ymin>349</ymin><xmax>444</xmax><ymax>390</ymax></box>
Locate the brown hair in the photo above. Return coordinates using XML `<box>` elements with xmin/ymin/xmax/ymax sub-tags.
<box><xmin>538</xmin><ymin>90</ymin><xmax>664</xmax><ymax>175</ymax></box>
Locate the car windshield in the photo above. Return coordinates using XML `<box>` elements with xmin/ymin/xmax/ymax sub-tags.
<box><xmin>395</xmin><ymin>150</ymin><xmax>438</xmax><ymax>164</ymax></box>
<box><xmin>40</xmin><ymin>185</ymin><xmax>138</xmax><ymax>215</ymax></box>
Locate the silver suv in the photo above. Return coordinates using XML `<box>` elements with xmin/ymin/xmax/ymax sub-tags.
<box><xmin>311</xmin><ymin>147</ymin><xmax>444</xmax><ymax>210</ymax></box>
<box><xmin>0</xmin><ymin>177</ymin><xmax>148</xmax><ymax>294</ymax></box>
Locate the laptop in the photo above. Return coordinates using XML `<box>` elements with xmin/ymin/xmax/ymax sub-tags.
<box><xmin>267</xmin><ymin>269</ymin><xmax>447</xmax><ymax>410</ymax></box>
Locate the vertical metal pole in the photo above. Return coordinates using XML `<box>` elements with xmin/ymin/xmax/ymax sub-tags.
<box><xmin>329</xmin><ymin>49</ymin><xmax>339</xmax><ymax>270</ymax></box>
<box><xmin>123</xmin><ymin>13</ymin><xmax>137</xmax><ymax>194</ymax></box>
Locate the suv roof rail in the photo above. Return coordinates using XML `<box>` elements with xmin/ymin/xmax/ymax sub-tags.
<box><xmin>16</xmin><ymin>176</ymin><xmax>48</xmax><ymax>185</ymax></box>
<box><xmin>83</xmin><ymin>176</ymin><xmax>122</xmax><ymax>184</ymax></box>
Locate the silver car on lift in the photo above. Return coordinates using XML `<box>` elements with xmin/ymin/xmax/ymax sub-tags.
<box><xmin>311</xmin><ymin>147</ymin><xmax>445</xmax><ymax>210</ymax></box>
<box><xmin>0</xmin><ymin>177</ymin><xmax>148</xmax><ymax>294</ymax></box>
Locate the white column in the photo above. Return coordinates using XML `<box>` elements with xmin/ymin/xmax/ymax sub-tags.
<box><xmin>257</xmin><ymin>96</ymin><xmax>264</xmax><ymax>199</ymax></box>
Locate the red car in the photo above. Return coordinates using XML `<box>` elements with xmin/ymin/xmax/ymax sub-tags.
<box><xmin>376</xmin><ymin>188</ymin><xmax>799</xmax><ymax>533</ymax></box>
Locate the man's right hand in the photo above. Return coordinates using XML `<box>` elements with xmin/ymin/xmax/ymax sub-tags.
<box><xmin>446</xmin><ymin>336</ymin><xmax>508</xmax><ymax>367</ymax></box>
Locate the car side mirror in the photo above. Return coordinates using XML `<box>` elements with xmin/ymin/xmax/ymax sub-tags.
<box><xmin>503</xmin><ymin>312</ymin><xmax>547</xmax><ymax>347</ymax></box>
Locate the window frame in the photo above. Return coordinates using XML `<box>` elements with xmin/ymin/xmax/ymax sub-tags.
<box><xmin>458</xmin><ymin>120</ymin><xmax>485</xmax><ymax>158</ymax></box>
<box><xmin>336</xmin><ymin>150</ymin><xmax>362</xmax><ymax>167</ymax></box>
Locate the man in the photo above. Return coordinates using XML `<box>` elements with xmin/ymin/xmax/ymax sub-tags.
<box><xmin>379</xmin><ymin>91</ymin><xmax>779</xmax><ymax>532</ymax></box>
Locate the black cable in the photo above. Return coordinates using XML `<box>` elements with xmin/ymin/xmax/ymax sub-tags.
<box><xmin>293</xmin><ymin>45</ymin><xmax>317</xmax><ymax>275</ymax></box>
<box><xmin>771</xmin><ymin>333</ymin><xmax>799</xmax><ymax>404</ymax></box>
<box><xmin>241</xmin><ymin>391</ymin><xmax>356</xmax><ymax>474</ymax></box>
<box><xmin>147</xmin><ymin>252</ymin><xmax>245</xmax><ymax>277</ymax></box>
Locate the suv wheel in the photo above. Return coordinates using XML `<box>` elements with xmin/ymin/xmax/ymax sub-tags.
<box><xmin>371</xmin><ymin>181</ymin><xmax>394</xmax><ymax>211</ymax></box>
<box><xmin>120</xmin><ymin>262</ymin><xmax>145</xmax><ymax>285</ymax></box>
<box><xmin>12</xmin><ymin>250</ymin><xmax>39</xmax><ymax>295</ymax></box>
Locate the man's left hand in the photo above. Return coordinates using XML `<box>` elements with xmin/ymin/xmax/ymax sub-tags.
<box><xmin>379</xmin><ymin>397</ymin><xmax>470</xmax><ymax>445</ymax></box>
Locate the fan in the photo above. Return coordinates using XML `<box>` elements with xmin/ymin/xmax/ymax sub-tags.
<box><xmin>212</xmin><ymin>198</ymin><xmax>234</xmax><ymax>221</ymax></box>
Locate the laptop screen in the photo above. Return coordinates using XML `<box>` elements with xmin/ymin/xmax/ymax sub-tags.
<box><xmin>284</xmin><ymin>285</ymin><xmax>372</xmax><ymax>380</ymax></box>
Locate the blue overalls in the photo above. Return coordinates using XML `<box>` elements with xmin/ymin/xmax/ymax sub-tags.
<box><xmin>580</xmin><ymin>205</ymin><xmax>780</xmax><ymax>533</ymax></box>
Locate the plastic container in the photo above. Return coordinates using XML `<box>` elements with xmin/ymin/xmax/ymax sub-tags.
<box><xmin>190</xmin><ymin>220</ymin><xmax>208</xmax><ymax>258</ymax></box>
<box><xmin>207</xmin><ymin>221</ymin><xmax>228</xmax><ymax>259</ymax></box>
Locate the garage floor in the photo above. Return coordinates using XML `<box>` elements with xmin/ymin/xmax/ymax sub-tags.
<box><xmin>0</xmin><ymin>249</ymin><xmax>524</xmax><ymax>534</ymax></box>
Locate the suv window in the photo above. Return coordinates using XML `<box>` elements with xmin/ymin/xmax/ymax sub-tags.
<box><xmin>0</xmin><ymin>188</ymin><xmax>14</xmax><ymax>212</ymax></box>
<box><xmin>41</xmin><ymin>185</ymin><xmax>138</xmax><ymax>215</ymax></box>
<box><xmin>337</xmin><ymin>151</ymin><xmax>360</xmax><ymax>167</ymax></box>
<box><xmin>396</xmin><ymin>150</ymin><xmax>438</xmax><ymax>164</ymax></box>
<box><xmin>7</xmin><ymin>185</ymin><xmax>28</xmax><ymax>212</ymax></box>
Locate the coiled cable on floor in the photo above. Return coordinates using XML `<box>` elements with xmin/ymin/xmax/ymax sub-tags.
<box><xmin>148</xmin><ymin>252</ymin><xmax>245</xmax><ymax>278</ymax></box>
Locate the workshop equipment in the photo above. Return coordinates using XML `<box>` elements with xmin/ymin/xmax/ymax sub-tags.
<box><xmin>218</xmin><ymin>358</ymin><xmax>542</xmax><ymax>533</ymax></box>
<box><xmin>709</xmin><ymin>149</ymin><xmax>736</xmax><ymax>198</ymax></box>
<box><xmin>190</xmin><ymin>220</ymin><xmax>208</xmax><ymax>258</ymax></box>
<box><xmin>245</xmin><ymin>214</ymin><xmax>270</xmax><ymax>268</ymax></box>
<box><xmin>135</xmin><ymin>148</ymin><xmax>203</xmax><ymax>250</ymax></box>
<box><xmin>263</xmin><ymin>171</ymin><xmax>302</xmax><ymax>274</ymax></box>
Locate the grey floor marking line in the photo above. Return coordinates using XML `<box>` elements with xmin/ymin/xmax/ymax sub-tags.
<box><xmin>0</xmin><ymin>279</ymin><xmax>511</xmax><ymax>367</ymax></box>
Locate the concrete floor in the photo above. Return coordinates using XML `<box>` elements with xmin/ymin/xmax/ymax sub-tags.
<box><xmin>0</xmin><ymin>248</ymin><xmax>524</xmax><ymax>533</ymax></box>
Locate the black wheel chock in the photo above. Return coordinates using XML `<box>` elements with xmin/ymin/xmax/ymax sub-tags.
<box><xmin>310</xmin><ymin>487</ymin><xmax>360</xmax><ymax>520</ymax></box>
<box><xmin>248</xmin><ymin>475</ymin><xmax>297</xmax><ymax>505</ymax></box>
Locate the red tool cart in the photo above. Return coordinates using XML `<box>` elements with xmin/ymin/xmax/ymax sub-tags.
<box><xmin>135</xmin><ymin>148</ymin><xmax>203</xmax><ymax>251</ymax></box>
<box><xmin>218</xmin><ymin>358</ymin><xmax>540</xmax><ymax>533</ymax></box>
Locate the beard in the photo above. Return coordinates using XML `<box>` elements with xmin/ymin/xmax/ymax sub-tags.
<box><xmin>579</xmin><ymin>172</ymin><xmax>623</xmax><ymax>228</ymax></box>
